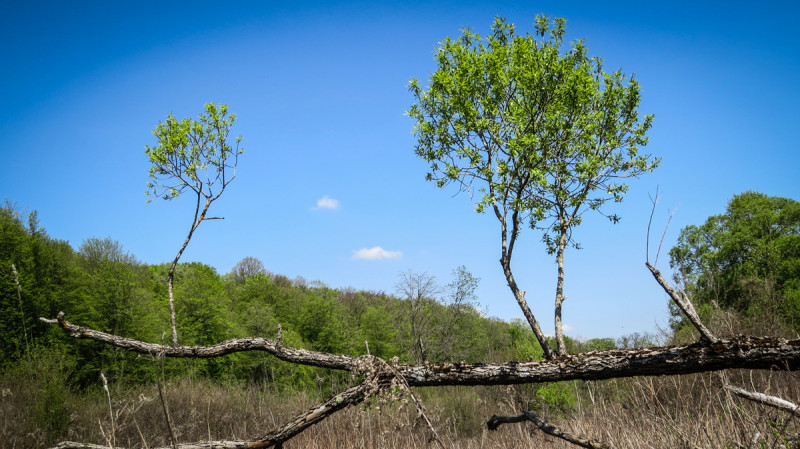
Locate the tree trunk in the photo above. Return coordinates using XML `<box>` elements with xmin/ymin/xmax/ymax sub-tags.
<box><xmin>500</xmin><ymin>257</ymin><xmax>554</xmax><ymax>360</ymax></box>
<box><xmin>554</xmin><ymin>228</ymin><xmax>568</xmax><ymax>356</ymax></box>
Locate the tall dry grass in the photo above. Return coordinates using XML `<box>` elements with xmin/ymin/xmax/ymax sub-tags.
<box><xmin>3</xmin><ymin>306</ymin><xmax>798</xmax><ymax>448</ymax></box>
<box><xmin>2</xmin><ymin>368</ymin><xmax>799</xmax><ymax>449</ymax></box>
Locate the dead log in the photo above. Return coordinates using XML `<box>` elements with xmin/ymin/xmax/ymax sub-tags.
<box><xmin>41</xmin><ymin>313</ymin><xmax>800</xmax><ymax>387</ymax></box>
<box><xmin>724</xmin><ymin>384</ymin><xmax>800</xmax><ymax>418</ymax></box>
<box><xmin>488</xmin><ymin>411</ymin><xmax>614</xmax><ymax>449</ymax></box>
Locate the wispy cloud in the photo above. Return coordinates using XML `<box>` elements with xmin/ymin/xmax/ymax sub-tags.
<box><xmin>314</xmin><ymin>196</ymin><xmax>340</xmax><ymax>210</ymax></box>
<box><xmin>563</xmin><ymin>324</ymin><xmax>574</xmax><ymax>333</ymax></box>
<box><xmin>352</xmin><ymin>246</ymin><xmax>402</xmax><ymax>260</ymax></box>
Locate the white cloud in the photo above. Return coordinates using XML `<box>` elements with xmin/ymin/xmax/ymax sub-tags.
<box><xmin>563</xmin><ymin>324</ymin><xmax>574</xmax><ymax>333</ymax></box>
<box><xmin>351</xmin><ymin>246</ymin><xmax>402</xmax><ymax>260</ymax></box>
<box><xmin>315</xmin><ymin>196</ymin><xmax>340</xmax><ymax>210</ymax></box>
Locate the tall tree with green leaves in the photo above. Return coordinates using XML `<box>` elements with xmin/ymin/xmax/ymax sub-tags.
<box><xmin>669</xmin><ymin>191</ymin><xmax>800</xmax><ymax>332</ymax></box>
<box><xmin>409</xmin><ymin>16</ymin><xmax>659</xmax><ymax>357</ymax></box>
<box><xmin>146</xmin><ymin>103</ymin><xmax>243</xmax><ymax>346</ymax></box>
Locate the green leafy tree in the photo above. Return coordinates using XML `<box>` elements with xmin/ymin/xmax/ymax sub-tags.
<box><xmin>145</xmin><ymin>103</ymin><xmax>243</xmax><ymax>346</ymax></box>
<box><xmin>409</xmin><ymin>16</ymin><xmax>659</xmax><ymax>357</ymax></box>
<box><xmin>437</xmin><ymin>265</ymin><xmax>481</xmax><ymax>360</ymax></box>
<box><xmin>71</xmin><ymin>237</ymin><xmax>153</xmax><ymax>382</ymax></box>
<box><xmin>669</xmin><ymin>191</ymin><xmax>800</xmax><ymax>332</ymax></box>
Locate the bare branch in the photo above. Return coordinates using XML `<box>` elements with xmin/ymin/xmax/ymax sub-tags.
<box><xmin>646</xmin><ymin>262</ymin><xmax>717</xmax><ymax>342</ymax></box>
<box><xmin>488</xmin><ymin>410</ymin><xmax>613</xmax><ymax>449</ymax></box>
<box><xmin>645</xmin><ymin>187</ymin><xmax>660</xmax><ymax>264</ymax></box>
<box><xmin>724</xmin><ymin>384</ymin><xmax>800</xmax><ymax>418</ymax></box>
<box><xmin>40</xmin><ymin>312</ymin><xmax>354</xmax><ymax>370</ymax></box>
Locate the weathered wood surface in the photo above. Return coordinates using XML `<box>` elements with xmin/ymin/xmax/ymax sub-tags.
<box><xmin>43</xmin><ymin>312</ymin><xmax>800</xmax><ymax>387</ymax></box>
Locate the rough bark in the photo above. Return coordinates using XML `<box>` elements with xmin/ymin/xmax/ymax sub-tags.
<box><xmin>42</xmin><ymin>313</ymin><xmax>800</xmax><ymax>387</ymax></box>
<box><xmin>488</xmin><ymin>410</ymin><xmax>613</xmax><ymax>449</ymax></box>
<box><xmin>646</xmin><ymin>262</ymin><xmax>717</xmax><ymax>342</ymax></box>
<box><xmin>398</xmin><ymin>336</ymin><xmax>800</xmax><ymax>386</ymax></box>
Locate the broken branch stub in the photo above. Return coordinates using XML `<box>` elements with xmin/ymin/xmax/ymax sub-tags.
<box><xmin>646</xmin><ymin>262</ymin><xmax>717</xmax><ymax>342</ymax></box>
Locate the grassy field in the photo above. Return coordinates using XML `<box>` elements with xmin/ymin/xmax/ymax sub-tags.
<box><xmin>3</xmin><ymin>362</ymin><xmax>799</xmax><ymax>449</ymax></box>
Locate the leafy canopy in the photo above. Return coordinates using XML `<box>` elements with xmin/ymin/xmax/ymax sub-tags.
<box><xmin>670</xmin><ymin>192</ymin><xmax>800</xmax><ymax>331</ymax></box>
<box><xmin>145</xmin><ymin>103</ymin><xmax>242</xmax><ymax>202</ymax></box>
<box><xmin>408</xmin><ymin>15</ymin><xmax>659</xmax><ymax>252</ymax></box>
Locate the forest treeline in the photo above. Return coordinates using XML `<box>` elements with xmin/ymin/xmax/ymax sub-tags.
<box><xmin>0</xmin><ymin>201</ymin><xmax>618</xmax><ymax>393</ymax></box>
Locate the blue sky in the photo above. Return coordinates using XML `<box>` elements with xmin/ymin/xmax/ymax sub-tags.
<box><xmin>2</xmin><ymin>1</ymin><xmax>798</xmax><ymax>340</ymax></box>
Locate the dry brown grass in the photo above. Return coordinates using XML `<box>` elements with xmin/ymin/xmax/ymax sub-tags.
<box><xmin>3</xmin><ymin>368</ymin><xmax>799</xmax><ymax>449</ymax></box>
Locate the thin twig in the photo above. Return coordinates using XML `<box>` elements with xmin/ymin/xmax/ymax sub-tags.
<box><xmin>655</xmin><ymin>203</ymin><xmax>679</xmax><ymax>268</ymax></box>
<box><xmin>100</xmin><ymin>373</ymin><xmax>116</xmax><ymax>448</ymax></box>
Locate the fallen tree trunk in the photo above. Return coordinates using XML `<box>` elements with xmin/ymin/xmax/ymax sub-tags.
<box><xmin>42</xmin><ymin>313</ymin><xmax>800</xmax><ymax>449</ymax></box>
<box><xmin>397</xmin><ymin>336</ymin><xmax>800</xmax><ymax>386</ymax></box>
<box><xmin>43</xmin><ymin>313</ymin><xmax>800</xmax><ymax>387</ymax></box>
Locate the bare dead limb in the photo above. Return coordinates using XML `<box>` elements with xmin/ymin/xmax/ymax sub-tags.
<box><xmin>39</xmin><ymin>312</ymin><xmax>354</xmax><ymax>370</ymax></box>
<box><xmin>247</xmin><ymin>375</ymin><xmax>388</xmax><ymax>448</ymax></box>
<box><xmin>40</xmin><ymin>311</ymin><xmax>800</xmax><ymax>449</ymax></box>
<box><xmin>487</xmin><ymin>410</ymin><xmax>613</xmax><ymax>449</ymax></box>
<box><xmin>646</xmin><ymin>262</ymin><xmax>717</xmax><ymax>342</ymax></box>
<box><xmin>724</xmin><ymin>384</ymin><xmax>800</xmax><ymax>418</ymax></box>
<box><xmin>42</xmin><ymin>312</ymin><xmax>800</xmax><ymax>387</ymax></box>
<box><xmin>645</xmin><ymin>187</ymin><xmax>679</xmax><ymax>268</ymax></box>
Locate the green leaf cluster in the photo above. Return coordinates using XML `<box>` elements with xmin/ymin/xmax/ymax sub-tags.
<box><xmin>409</xmin><ymin>15</ymin><xmax>659</xmax><ymax>251</ymax></box>
<box><xmin>145</xmin><ymin>103</ymin><xmax>243</xmax><ymax>202</ymax></box>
